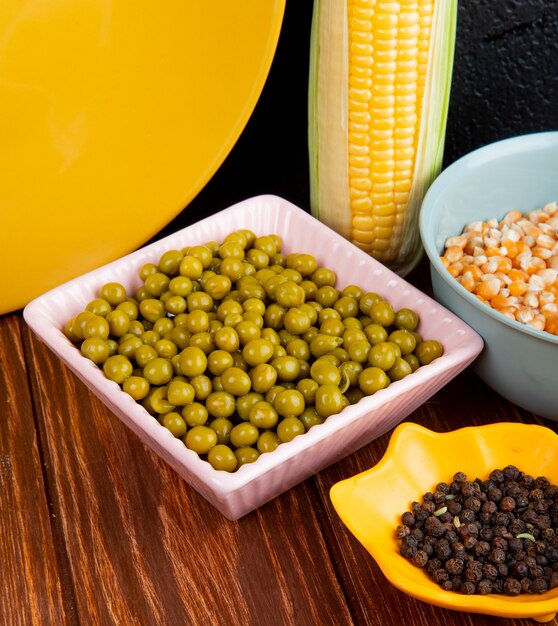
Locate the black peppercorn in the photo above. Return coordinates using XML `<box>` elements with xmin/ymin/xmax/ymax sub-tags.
<box><xmin>435</xmin><ymin>539</ymin><xmax>452</xmax><ymax>561</ymax></box>
<box><xmin>424</xmin><ymin>516</ymin><xmax>446</xmax><ymax>537</ymax></box>
<box><xmin>477</xmin><ymin>578</ymin><xmax>493</xmax><ymax>594</ymax></box>
<box><xmin>500</xmin><ymin>496</ymin><xmax>516</xmax><ymax>512</ymax></box>
<box><xmin>503</xmin><ymin>465</ymin><xmax>520</xmax><ymax>481</ymax></box>
<box><xmin>465</xmin><ymin>560</ymin><xmax>483</xmax><ymax>583</ymax></box>
<box><xmin>397</xmin><ymin>467</ymin><xmax>558</xmax><ymax>598</ymax></box>
<box><xmin>422</xmin><ymin>500</ymin><xmax>436</xmax><ymax>514</ymax></box>
<box><xmin>445</xmin><ymin>557</ymin><xmax>464</xmax><ymax>574</ymax></box>
<box><xmin>489</xmin><ymin>469</ymin><xmax>504</xmax><ymax>483</ymax></box>
<box><xmin>487</xmin><ymin>487</ymin><xmax>503</xmax><ymax>502</ymax></box>
<box><xmin>503</xmin><ymin>578</ymin><xmax>522</xmax><ymax>596</ymax></box>
<box><xmin>432</xmin><ymin>568</ymin><xmax>449</xmax><ymax>584</ymax></box>
<box><xmin>412</xmin><ymin>549</ymin><xmax>429</xmax><ymax>568</ymax></box>
<box><xmin>460</xmin><ymin>581</ymin><xmax>476</xmax><ymax>594</ymax></box>
<box><xmin>400</xmin><ymin>539</ymin><xmax>417</xmax><ymax>559</ymax></box>
<box><xmin>512</xmin><ymin>561</ymin><xmax>529</xmax><ymax>578</ymax></box>
<box><xmin>497</xmin><ymin>563</ymin><xmax>509</xmax><ymax>578</ymax></box>
<box><xmin>474</xmin><ymin>540</ymin><xmax>491</xmax><ymax>557</ymax></box>
<box><xmin>445</xmin><ymin>530</ymin><xmax>458</xmax><ymax>544</ymax></box>
<box><xmin>447</xmin><ymin>500</ymin><xmax>462</xmax><ymax>516</ymax></box>
<box><xmin>401</xmin><ymin>511</ymin><xmax>415</xmax><ymax>526</ymax></box>
<box><xmin>483</xmin><ymin>563</ymin><xmax>498</xmax><ymax>580</ymax></box>
<box><xmin>396</xmin><ymin>525</ymin><xmax>411</xmax><ymax>539</ymax></box>
<box><xmin>489</xmin><ymin>548</ymin><xmax>506</xmax><ymax>564</ymax></box>
<box><xmin>492</xmin><ymin>536</ymin><xmax>508</xmax><ymax>552</ymax></box>
<box><xmin>531</xmin><ymin>577</ymin><xmax>548</xmax><ymax>594</ymax></box>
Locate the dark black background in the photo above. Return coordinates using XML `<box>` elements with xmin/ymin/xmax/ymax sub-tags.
<box><xmin>157</xmin><ymin>0</ymin><xmax>558</xmax><ymax>239</ymax></box>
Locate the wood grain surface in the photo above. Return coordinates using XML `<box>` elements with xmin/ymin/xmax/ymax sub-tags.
<box><xmin>2</xmin><ymin>266</ymin><xmax>557</xmax><ymax>626</ymax></box>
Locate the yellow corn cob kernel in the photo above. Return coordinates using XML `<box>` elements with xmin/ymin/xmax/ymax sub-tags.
<box><xmin>309</xmin><ymin>0</ymin><xmax>457</xmax><ymax>275</ymax></box>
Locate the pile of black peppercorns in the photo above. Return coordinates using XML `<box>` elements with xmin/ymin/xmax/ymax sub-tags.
<box><xmin>396</xmin><ymin>465</ymin><xmax>558</xmax><ymax>595</ymax></box>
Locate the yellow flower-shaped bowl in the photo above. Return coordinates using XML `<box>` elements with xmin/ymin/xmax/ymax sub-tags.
<box><xmin>330</xmin><ymin>422</ymin><xmax>558</xmax><ymax>623</ymax></box>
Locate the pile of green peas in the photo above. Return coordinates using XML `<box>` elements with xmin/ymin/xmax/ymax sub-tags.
<box><xmin>64</xmin><ymin>230</ymin><xmax>443</xmax><ymax>472</ymax></box>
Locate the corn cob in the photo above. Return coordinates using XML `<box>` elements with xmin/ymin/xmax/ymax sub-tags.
<box><xmin>308</xmin><ymin>0</ymin><xmax>457</xmax><ymax>275</ymax></box>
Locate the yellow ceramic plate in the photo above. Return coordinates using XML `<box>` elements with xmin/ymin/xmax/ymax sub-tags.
<box><xmin>0</xmin><ymin>0</ymin><xmax>285</xmax><ymax>314</ymax></box>
<box><xmin>330</xmin><ymin>422</ymin><xmax>558</xmax><ymax>623</ymax></box>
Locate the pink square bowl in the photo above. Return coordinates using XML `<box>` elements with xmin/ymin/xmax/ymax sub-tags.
<box><xmin>23</xmin><ymin>195</ymin><xmax>483</xmax><ymax>519</ymax></box>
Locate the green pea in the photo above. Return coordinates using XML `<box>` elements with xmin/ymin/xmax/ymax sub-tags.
<box><xmin>207</xmin><ymin>349</ymin><xmax>234</xmax><ymax>376</ymax></box>
<box><xmin>388</xmin><ymin>329</ymin><xmax>417</xmax><ymax>356</ymax></box>
<box><xmin>314</xmin><ymin>384</ymin><xmax>344</xmax><ymax>418</ymax></box>
<box><xmin>395</xmin><ymin>307</ymin><xmax>419</xmax><ymax>331</ymax></box>
<box><xmin>99</xmin><ymin>282</ymin><xmax>127</xmax><ymax>306</ymax></box>
<box><xmin>250</xmin><ymin>363</ymin><xmax>278</xmax><ymax>394</ymax></box>
<box><xmin>167</xmin><ymin>380</ymin><xmax>195</xmax><ymax>406</ymax></box>
<box><xmin>235</xmin><ymin>446</ymin><xmax>260</xmax><ymax>466</ymax></box>
<box><xmin>103</xmin><ymin>355</ymin><xmax>133</xmax><ymax>384</ymax></box>
<box><xmin>276</xmin><ymin>416</ymin><xmax>305</xmax><ymax>442</ymax></box>
<box><xmin>273</xmin><ymin>389</ymin><xmax>305</xmax><ymax>418</ymax></box>
<box><xmin>118</xmin><ymin>335</ymin><xmax>143</xmax><ymax>358</ymax></box>
<box><xmin>184</xmin><ymin>426</ymin><xmax>217</xmax><ymax>455</ymax></box>
<box><xmin>310</xmin><ymin>360</ymin><xmax>341</xmax><ymax>386</ymax></box>
<box><xmin>143</xmin><ymin>358</ymin><xmax>173</xmax><ymax>385</ymax></box>
<box><xmin>85</xmin><ymin>298</ymin><xmax>112</xmax><ymax>317</ymax></box>
<box><xmin>188</xmin><ymin>374</ymin><xmax>212</xmax><ymax>401</ymax></box>
<box><xmin>370</xmin><ymin>300</ymin><xmax>395</xmax><ymax>326</ymax></box>
<box><xmin>83</xmin><ymin>315</ymin><xmax>110</xmax><ymax>340</ymax></box>
<box><xmin>403</xmin><ymin>353</ymin><xmax>420</xmax><ymax>372</ymax></box>
<box><xmin>283</xmin><ymin>308</ymin><xmax>312</xmax><ymax>335</ymax></box>
<box><xmin>387</xmin><ymin>357</ymin><xmax>413</xmax><ymax>382</ymax></box>
<box><xmin>179</xmin><ymin>346</ymin><xmax>207</xmax><ymax>377</ymax></box>
<box><xmin>368</xmin><ymin>341</ymin><xmax>398</xmax><ymax>371</ymax></box>
<box><xmin>158</xmin><ymin>249</ymin><xmax>184</xmax><ymax>275</ymax></box>
<box><xmin>363</xmin><ymin>323</ymin><xmax>389</xmax><ymax>345</ymax></box>
<box><xmin>180</xmin><ymin>255</ymin><xmax>204</xmax><ymax>279</ymax></box>
<box><xmin>358</xmin><ymin>367</ymin><xmax>389</xmax><ymax>394</ymax></box>
<box><xmin>144</xmin><ymin>272</ymin><xmax>170</xmax><ymax>297</ymax></box>
<box><xmin>299</xmin><ymin>407</ymin><xmax>326</xmax><ymax>431</ymax></box>
<box><xmin>106</xmin><ymin>310</ymin><xmax>131</xmax><ymax>337</ymax></box>
<box><xmin>214</xmin><ymin>326</ymin><xmax>240</xmax><ymax>352</ymax></box>
<box><xmin>248</xmin><ymin>401</ymin><xmax>279</xmax><ymax>429</ymax></box>
<box><xmin>209</xmin><ymin>417</ymin><xmax>233</xmax><ymax>444</ymax></box>
<box><xmin>139</xmin><ymin>298</ymin><xmax>165</xmax><ymax>323</ymax></box>
<box><xmin>205</xmin><ymin>391</ymin><xmax>236</xmax><ymax>419</ymax></box>
<box><xmin>145</xmin><ymin>386</ymin><xmax>176</xmax><ymax>415</ymax></box>
<box><xmin>122</xmin><ymin>375</ymin><xmax>150</xmax><ymax>401</ymax></box>
<box><xmin>162</xmin><ymin>412</ymin><xmax>187</xmax><ymax>438</ymax></box>
<box><xmin>182</xmin><ymin>402</ymin><xmax>209</xmax><ymax>428</ymax></box>
<box><xmin>242</xmin><ymin>338</ymin><xmax>274</xmax><ymax>366</ymax></box>
<box><xmin>207</xmin><ymin>444</ymin><xmax>238</xmax><ymax>472</ymax></box>
<box><xmin>230</xmin><ymin>422</ymin><xmax>259</xmax><ymax>448</ymax></box>
<box><xmin>257</xmin><ymin>431</ymin><xmax>281</xmax><ymax>454</ymax></box>
<box><xmin>80</xmin><ymin>337</ymin><xmax>110</xmax><ymax>364</ymax></box>
<box><xmin>270</xmin><ymin>356</ymin><xmax>300</xmax><ymax>382</ymax></box>
<box><xmin>188</xmin><ymin>245</ymin><xmax>214</xmax><ymax>269</ymax></box>
<box><xmin>221</xmin><ymin>367</ymin><xmax>252</xmax><ymax>396</ymax></box>
<box><xmin>310</xmin><ymin>334</ymin><xmax>343</xmax><ymax>358</ymax></box>
<box><xmin>415</xmin><ymin>339</ymin><xmax>444</xmax><ymax>365</ymax></box>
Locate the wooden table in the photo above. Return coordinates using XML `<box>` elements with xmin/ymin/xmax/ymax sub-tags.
<box><xmin>2</xmin><ymin>260</ymin><xmax>557</xmax><ymax>626</ymax></box>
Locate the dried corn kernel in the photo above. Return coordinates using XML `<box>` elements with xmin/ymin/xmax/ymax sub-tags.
<box><xmin>440</xmin><ymin>201</ymin><xmax>558</xmax><ymax>336</ymax></box>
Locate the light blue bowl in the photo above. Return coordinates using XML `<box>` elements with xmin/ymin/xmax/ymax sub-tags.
<box><xmin>420</xmin><ymin>132</ymin><xmax>558</xmax><ymax>420</ymax></box>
